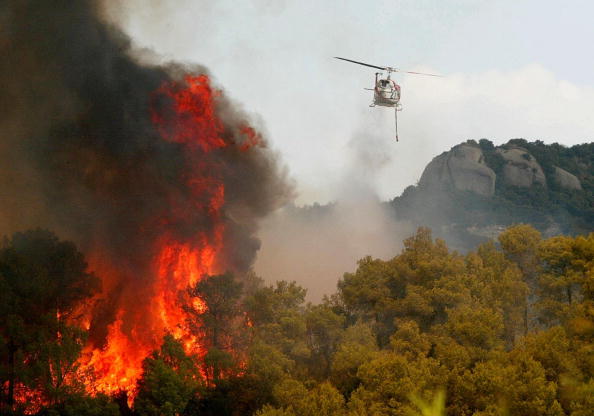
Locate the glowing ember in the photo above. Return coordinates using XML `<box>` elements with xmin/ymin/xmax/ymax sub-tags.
<box><xmin>12</xmin><ymin>384</ymin><xmax>46</xmax><ymax>415</ymax></box>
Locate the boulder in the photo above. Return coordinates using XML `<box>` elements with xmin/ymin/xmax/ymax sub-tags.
<box><xmin>420</xmin><ymin>143</ymin><xmax>496</xmax><ymax>197</ymax></box>
<box><xmin>553</xmin><ymin>166</ymin><xmax>582</xmax><ymax>190</ymax></box>
<box><xmin>496</xmin><ymin>146</ymin><xmax>547</xmax><ymax>188</ymax></box>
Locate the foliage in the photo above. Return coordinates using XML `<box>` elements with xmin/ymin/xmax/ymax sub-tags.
<box><xmin>186</xmin><ymin>273</ymin><xmax>246</xmax><ymax>384</ymax></box>
<box><xmin>134</xmin><ymin>334</ymin><xmax>203</xmax><ymax>416</ymax></box>
<box><xmin>2</xmin><ymin>226</ymin><xmax>594</xmax><ymax>416</ymax></box>
<box><xmin>0</xmin><ymin>229</ymin><xmax>99</xmax><ymax>412</ymax></box>
<box><xmin>40</xmin><ymin>394</ymin><xmax>119</xmax><ymax>416</ymax></box>
<box><xmin>330</xmin><ymin>322</ymin><xmax>378</xmax><ymax>395</ymax></box>
<box><xmin>250</xmin><ymin>226</ymin><xmax>594</xmax><ymax>416</ymax></box>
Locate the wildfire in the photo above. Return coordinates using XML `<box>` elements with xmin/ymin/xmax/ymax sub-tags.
<box><xmin>80</xmin><ymin>314</ymin><xmax>152</xmax><ymax>395</ymax></box>
<box><xmin>152</xmin><ymin>74</ymin><xmax>227</xmax><ymax>151</ymax></box>
<box><xmin>239</xmin><ymin>126</ymin><xmax>262</xmax><ymax>152</ymax></box>
<box><xmin>76</xmin><ymin>74</ymin><xmax>248</xmax><ymax>401</ymax></box>
<box><xmin>11</xmin><ymin>384</ymin><xmax>46</xmax><ymax>415</ymax></box>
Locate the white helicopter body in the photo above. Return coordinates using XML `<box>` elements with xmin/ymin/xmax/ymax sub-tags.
<box><xmin>334</xmin><ymin>57</ymin><xmax>441</xmax><ymax>141</ymax></box>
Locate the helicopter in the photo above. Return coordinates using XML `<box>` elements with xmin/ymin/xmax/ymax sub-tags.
<box><xmin>334</xmin><ymin>57</ymin><xmax>442</xmax><ymax>141</ymax></box>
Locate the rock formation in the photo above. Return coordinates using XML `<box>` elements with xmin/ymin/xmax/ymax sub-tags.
<box><xmin>496</xmin><ymin>146</ymin><xmax>547</xmax><ymax>188</ymax></box>
<box><xmin>394</xmin><ymin>139</ymin><xmax>593</xmax><ymax>252</ymax></box>
<box><xmin>553</xmin><ymin>166</ymin><xmax>582</xmax><ymax>190</ymax></box>
<box><xmin>419</xmin><ymin>143</ymin><xmax>496</xmax><ymax>197</ymax></box>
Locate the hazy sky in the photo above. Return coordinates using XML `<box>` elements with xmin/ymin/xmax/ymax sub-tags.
<box><xmin>107</xmin><ymin>0</ymin><xmax>594</xmax><ymax>204</ymax></box>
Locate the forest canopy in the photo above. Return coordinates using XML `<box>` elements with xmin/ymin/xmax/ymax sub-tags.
<box><xmin>1</xmin><ymin>226</ymin><xmax>593</xmax><ymax>415</ymax></box>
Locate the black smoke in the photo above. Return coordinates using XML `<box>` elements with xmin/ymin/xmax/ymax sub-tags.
<box><xmin>0</xmin><ymin>0</ymin><xmax>292</xmax><ymax>344</ymax></box>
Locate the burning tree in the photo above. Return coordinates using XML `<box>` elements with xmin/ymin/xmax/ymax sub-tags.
<box><xmin>1</xmin><ymin>0</ymin><xmax>292</xmax><ymax>410</ymax></box>
<box><xmin>185</xmin><ymin>273</ymin><xmax>246</xmax><ymax>384</ymax></box>
<box><xmin>0</xmin><ymin>230</ymin><xmax>99</xmax><ymax>413</ymax></box>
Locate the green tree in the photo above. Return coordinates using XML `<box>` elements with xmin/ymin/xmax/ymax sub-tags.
<box><xmin>233</xmin><ymin>339</ymin><xmax>295</xmax><ymax>413</ymax></box>
<box><xmin>257</xmin><ymin>379</ymin><xmax>346</xmax><ymax>416</ymax></box>
<box><xmin>473</xmin><ymin>243</ymin><xmax>528</xmax><ymax>345</ymax></box>
<box><xmin>244</xmin><ymin>281</ymin><xmax>309</xmax><ymax>368</ymax></box>
<box><xmin>538</xmin><ymin>234</ymin><xmax>594</xmax><ymax>325</ymax></box>
<box><xmin>42</xmin><ymin>393</ymin><xmax>119</xmax><ymax>416</ymax></box>
<box><xmin>338</xmin><ymin>228</ymin><xmax>466</xmax><ymax>345</ymax></box>
<box><xmin>305</xmin><ymin>304</ymin><xmax>345</xmax><ymax>378</ymax></box>
<box><xmin>186</xmin><ymin>273</ymin><xmax>244</xmax><ymax>383</ymax></box>
<box><xmin>0</xmin><ymin>229</ymin><xmax>99</xmax><ymax>411</ymax></box>
<box><xmin>498</xmin><ymin>225</ymin><xmax>542</xmax><ymax>276</ymax></box>
<box><xmin>459</xmin><ymin>352</ymin><xmax>563</xmax><ymax>416</ymax></box>
<box><xmin>134</xmin><ymin>334</ymin><xmax>203</xmax><ymax>416</ymax></box>
<box><xmin>330</xmin><ymin>322</ymin><xmax>378</xmax><ymax>395</ymax></box>
<box><xmin>517</xmin><ymin>326</ymin><xmax>578</xmax><ymax>382</ymax></box>
<box><xmin>349</xmin><ymin>351</ymin><xmax>444</xmax><ymax>416</ymax></box>
<box><xmin>444</xmin><ymin>305</ymin><xmax>504</xmax><ymax>352</ymax></box>
<box><xmin>498</xmin><ymin>225</ymin><xmax>542</xmax><ymax>334</ymax></box>
<box><xmin>233</xmin><ymin>281</ymin><xmax>310</xmax><ymax>414</ymax></box>
<box><xmin>338</xmin><ymin>255</ymin><xmax>398</xmax><ymax>344</ymax></box>
<box><xmin>389</xmin><ymin>320</ymin><xmax>431</xmax><ymax>360</ymax></box>
<box><xmin>561</xmin><ymin>377</ymin><xmax>594</xmax><ymax>416</ymax></box>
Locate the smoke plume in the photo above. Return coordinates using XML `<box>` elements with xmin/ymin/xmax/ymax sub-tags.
<box><xmin>255</xmin><ymin>114</ymin><xmax>413</xmax><ymax>300</ymax></box>
<box><xmin>1</xmin><ymin>0</ymin><xmax>291</xmax><ymax>392</ymax></box>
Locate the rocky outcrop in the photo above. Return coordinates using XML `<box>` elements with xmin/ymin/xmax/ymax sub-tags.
<box><xmin>554</xmin><ymin>166</ymin><xmax>582</xmax><ymax>190</ymax></box>
<box><xmin>418</xmin><ymin>142</ymin><xmax>586</xmax><ymax>198</ymax></box>
<box><xmin>419</xmin><ymin>143</ymin><xmax>496</xmax><ymax>197</ymax></box>
<box><xmin>496</xmin><ymin>146</ymin><xmax>547</xmax><ymax>188</ymax></box>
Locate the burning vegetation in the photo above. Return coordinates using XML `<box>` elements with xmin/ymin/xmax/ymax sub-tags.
<box><xmin>1</xmin><ymin>1</ymin><xmax>594</xmax><ymax>416</ymax></box>
<box><xmin>2</xmin><ymin>226</ymin><xmax>594</xmax><ymax>416</ymax></box>
<box><xmin>79</xmin><ymin>73</ymin><xmax>232</xmax><ymax>398</ymax></box>
<box><xmin>0</xmin><ymin>0</ymin><xmax>290</xmax><ymax>412</ymax></box>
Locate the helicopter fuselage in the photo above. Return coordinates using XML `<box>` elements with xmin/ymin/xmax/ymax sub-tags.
<box><xmin>372</xmin><ymin>73</ymin><xmax>401</xmax><ymax>108</ymax></box>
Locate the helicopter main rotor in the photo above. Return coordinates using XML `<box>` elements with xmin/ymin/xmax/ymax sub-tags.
<box><xmin>334</xmin><ymin>56</ymin><xmax>441</xmax><ymax>77</ymax></box>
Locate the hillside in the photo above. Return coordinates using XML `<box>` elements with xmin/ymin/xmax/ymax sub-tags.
<box><xmin>390</xmin><ymin>139</ymin><xmax>594</xmax><ymax>250</ymax></box>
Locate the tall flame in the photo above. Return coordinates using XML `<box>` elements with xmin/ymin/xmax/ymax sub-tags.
<box><xmin>78</xmin><ymin>75</ymin><xmax>233</xmax><ymax>398</ymax></box>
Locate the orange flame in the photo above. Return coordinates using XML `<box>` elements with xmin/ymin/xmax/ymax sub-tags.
<box><xmin>7</xmin><ymin>74</ymin><xmax>265</xmax><ymax>412</ymax></box>
<box><xmin>11</xmin><ymin>383</ymin><xmax>46</xmax><ymax>415</ymax></box>
<box><xmin>75</xmin><ymin>74</ymin><xmax>243</xmax><ymax>402</ymax></box>
<box><xmin>152</xmin><ymin>74</ymin><xmax>227</xmax><ymax>152</ymax></box>
<box><xmin>239</xmin><ymin>126</ymin><xmax>262</xmax><ymax>152</ymax></box>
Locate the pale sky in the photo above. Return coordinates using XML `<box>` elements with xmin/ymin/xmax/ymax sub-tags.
<box><xmin>107</xmin><ymin>0</ymin><xmax>594</xmax><ymax>204</ymax></box>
